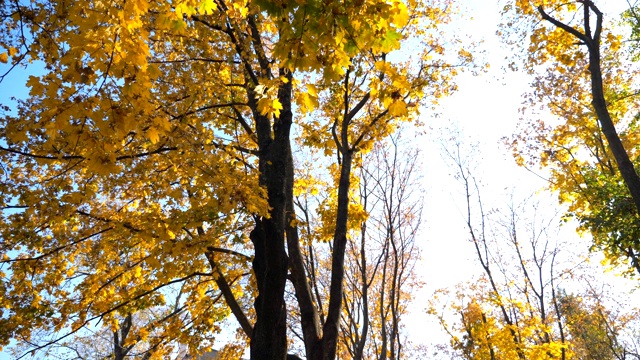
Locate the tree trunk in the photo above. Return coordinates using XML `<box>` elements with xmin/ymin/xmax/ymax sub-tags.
<box><xmin>249</xmin><ymin>72</ymin><xmax>293</xmax><ymax>360</ymax></box>
<box><xmin>318</xmin><ymin>150</ymin><xmax>354</xmax><ymax>360</ymax></box>
<box><xmin>587</xmin><ymin>46</ymin><xmax>640</xmax><ymax>213</ymax></box>
<box><xmin>286</xmin><ymin>156</ymin><xmax>323</xmax><ymax>358</ymax></box>
<box><xmin>113</xmin><ymin>313</ymin><xmax>132</xmax><ymax>360</ymax></box>
<box><xmin>354</xmin><ymin>226</ymin><xmax>370</xmax><ymax>360</ymax></box>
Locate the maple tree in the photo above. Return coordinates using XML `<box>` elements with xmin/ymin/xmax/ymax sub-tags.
<box><xmin>502</xmin><ymin>0</ymin><xmax>640</xmax><ymax>275</ymax></box>
<box><xmin>292</xmin><ymin>131</ymin><xmax>423</xmax><ymax>360</ymax></box>
<box><xmin>0</xmin><ymin>0</ymin><xmax>468</xmax><ymax>359</ymax></box>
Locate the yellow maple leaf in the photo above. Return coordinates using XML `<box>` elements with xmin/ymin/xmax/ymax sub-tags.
<box><xmin>307</xmin><ymin>83</ymin><xmax>318</xmax><ymax>97</ymax></box>
<box><xmin>134</xmin><ymin>266</ymin><xmax>143</xmax><ymax>278</ymax></box>
<box><xmin>392</xmin><ymin>2</ymin><xmax>409</xmax><ymax>27</ymax></box>
<box><xmin>26</xmin><ymin>75</ymin><xmax>45</xmax><ymax>96</ymax></box>
<box><xmin>272</xmin><ymin>98</ymin><xmax>283</xmax><ymax>117</ymax></box>
<box><xmin>147</xmin><ymin>127</ymin><xmax>160</xmax><ymax>144</ymax></box>
<box><xmin>388</xmin><ymin>100</ymin><xmax>408</xmax><ymax>117</ymax></box>
<box><xmin>202</xmin><ymin>0</ymin><xmax>218</xmax><ymax>14</ymax></box>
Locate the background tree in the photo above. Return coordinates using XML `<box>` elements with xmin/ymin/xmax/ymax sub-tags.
<box><xmin>338</xmin><ymin>130</ymin><xmax>423</xmax><ymax>360</ymax></box>
<box><xmin>0</xmin><ymin>0</ymin><xmax>468</xmax><ymax>359</ymax></box>
<box><xmin>555</xmin><ymin>288</ymin><xmax>638</xmax><ymax>360</ymax></box>
<box><xmin>286</xmin><ymin>129</ymin><xmax>424</xmax><ymax>360</ymax></box>
<box><xmin>501</xmin><ymin>0</ymin><xmax>640</xmax><ymax>276</ymax></box>
<box><xmin>429</xmin><ymin>134</ymin><xmax>640</xmax><ymax>359</ymax></box>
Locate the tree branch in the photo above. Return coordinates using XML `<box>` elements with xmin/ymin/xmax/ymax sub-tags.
<box><xmin>537</xmin><ymin>6</ymin><xmax>587</xmax><ymax>43</ymax></box>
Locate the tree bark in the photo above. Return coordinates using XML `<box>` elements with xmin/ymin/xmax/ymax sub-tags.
<box><xmin>318</xmin><ymin>150</ymin><xmax>353</xmax><ymax>360</ymax></box>
<box><xmin>249</xmin><ymin>70</ymin><xmax>293</xmax><ymax>360</ymax></box>
<box><xmin>286</xmin><ymin>158</ymin><xmax>323</xmax><ymax>358</ymax></box>
<box><xmin>113</xmin><ymin>313</ymin><xmax>133</xmax><ymax>360</ymax></box>
<box><xmin>354</xmin><ymin>224</ymin><xmax>370</xmax><ymax>360</ymax></box>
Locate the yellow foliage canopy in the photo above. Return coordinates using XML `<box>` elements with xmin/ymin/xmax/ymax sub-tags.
<box><xmin>0</xmin><ymin>0</ymin><xmax>469</xmax><ymax>357</ymax></box>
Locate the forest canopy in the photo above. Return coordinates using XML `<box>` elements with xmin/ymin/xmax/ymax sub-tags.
<box><xmin>1</xmin><ymin>0</ymin><xmax>640</xmax><ymax>359</ymax></box>
<box><xmin>0</xmin><ymin>0</ymin><xmax>465</xmax><ymax>358</ymax></box>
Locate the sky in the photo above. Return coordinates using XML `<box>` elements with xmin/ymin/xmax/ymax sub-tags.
<box><xmin>421</xmin><ymin>0</ymin><xmax>549</xmax><ymax>290</ymax></box>
<box><xmin>1</xmin><ymin>0</ymin><xmax>640</xmax><ymax>358</ymax></box>
<box><xmin>403</xmin><ymin>0</ymin><xmax>640</xmax><ymax>352</ymax></box>
<box><xmin>418</xmin><ymin>0</ymin><xmax>637</xmax><ymax>286</ymax></box>
<box><xmin>399</xmin><ymin>0</ymin><xmax>546</xmax><ymax>348</ymax></box>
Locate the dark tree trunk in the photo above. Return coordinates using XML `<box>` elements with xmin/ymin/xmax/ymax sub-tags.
<box><xmin>587</xmin><ymin>46</ymin><xmax>640</xmax><ymax>213</ymax></box>
<box><xmin>250</xmin><ymin>219</ymin><xmax>288</xmax><ymax>360</ymax></box>
<box><xmin>286</xmin><ymin>169</ymin><xmax>323</xmax><ymax>359</ymax></box>
<box><xmin>318</xmin><ymin>150</ymin><xmax>353</xmax><ymax>360</ymax></box>
<box><xmin>113</xmin><ymin>313</ymin><xmax>132</xmax><ymax>360</ymax></box>
<box><xmin>249</xmin><ymin>71</ymin><xmax>294</xmax><ymax>360</ymax></box>
<box><xmin>354</xmin><ymin>225</ymin><xmax>370</xmax><ymax>360</ymax></box>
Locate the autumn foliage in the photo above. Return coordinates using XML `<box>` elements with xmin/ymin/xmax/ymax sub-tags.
<box><xmin>502</xmin><ymin>0</ymin><xmax>640</xmax><ymax>276</ymax></box>
<box><xmin>0</xmin><ymin>0</ymin><xmax>466</xmax><ymax>358</ymax></box>
<box><xmin>6</xmin><ymin>0</ymin><xmax>640</xmax><ymax>358</ymax></box>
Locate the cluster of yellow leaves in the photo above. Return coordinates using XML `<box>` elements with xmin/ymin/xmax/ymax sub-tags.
<box><xmin>0</xmin><ymin>0</ymin><xmax>469</xmax><ymax>356</ymax></box>
<box><xmin>429</xmin><ymin>279</ymin><xmax>571</xmax><ymax>360</ymax></box>
<box><xmin>296</xmin><ymin>162</ymin><xmax>368</xmax><ymax>243</ymax></box>
<box><xmin>255</xmin><ymin>82</ymin><xmax>285</xmax><ymax>119</ymax></box>
<box><xmin>0</xmin><ymin>47</ymin><xmax>16</xmax><ymax>63</ymax></box>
